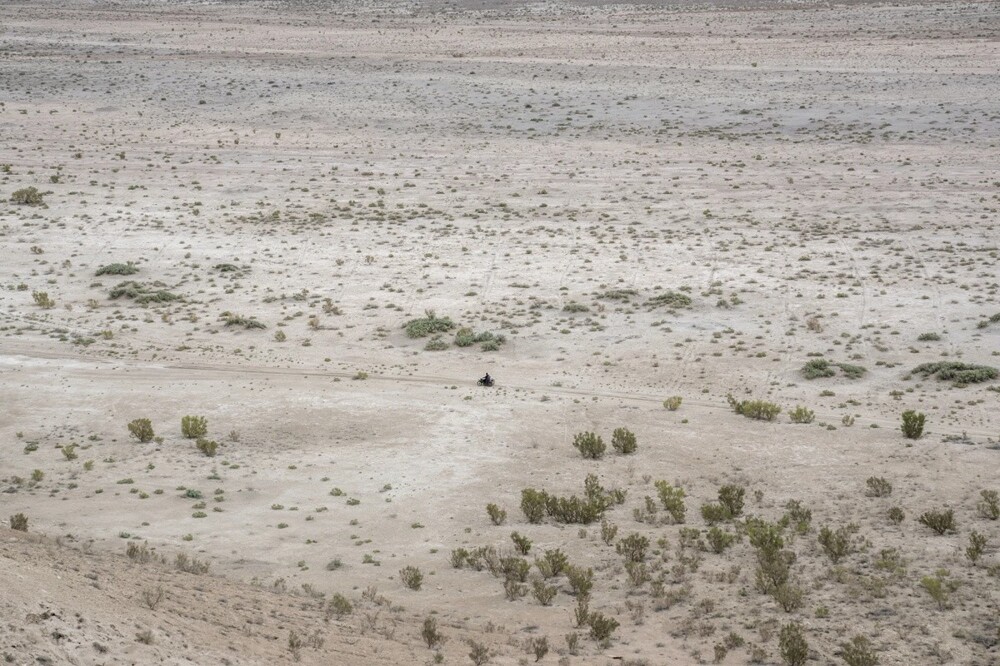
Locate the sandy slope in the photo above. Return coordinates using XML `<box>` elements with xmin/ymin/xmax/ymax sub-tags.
<box><xmin>1</xmin><ymin>0</ymin><xmax>999</xmax><ymax>664</ymax></box>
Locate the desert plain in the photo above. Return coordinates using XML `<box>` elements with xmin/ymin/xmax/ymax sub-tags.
<box><xmin>1</xmin><ymin>0</ymin><xmax>999</xmax><ymax>664</ymax></box>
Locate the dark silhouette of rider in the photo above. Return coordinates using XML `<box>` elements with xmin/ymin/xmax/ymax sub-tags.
<box><xmin>482</xmin><ymin>372</ymin><xmax>492</xmax><ymax>385</ymax></box>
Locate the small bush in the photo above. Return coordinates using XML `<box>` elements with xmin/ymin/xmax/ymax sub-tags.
<box><xmin>841</xmin><ymin>636</ymin><xmax>879</xmax><ymax>666</ymax></box>
<box><xmin>801</xmin><ymin>359</ymin><xmax>836</xmax><ymax>379</ymax></box>
<box><xmin>221</xmin><ymin>311</ymin><xmax>266</xmax><ymax>329</ymax></box>
<box><xmin>32</xmin><ymin>291</ymin><xmax>55</xmax><ymax>308</ymax></box>
<box><xmin>511</xmin><ymin>532</ymin><xmax>531</xmax><ymax>555</ymax></box>
<box><xmin>917</xmin><ymin>332</ymin><xmax>941</xmax><ymax>342</ymax></box>
<box><xmin>468</xmin><ymin>641</ymin><xmax>491</xmax><ymax>666</ymax></box>
<box><xmin>9</xmin><ymin>513</ymin><xmax>28</xmax><ymax>531</ymax></box>
<box><xmin>600</xmin><ymin>520</ymin><xmax>618</xmax><ymax>545</ymax></box>
<box><xmin>718</xmin><ymin>485</ymin><xmax>745</xmax><ymax>517</ymax></box>
<box><xmin>405</xmin><ymin>311</ymin><xmax>454</xmax><ymax>338</ymax></box>
<box><xmin>706</xmin><ymin>526</ymin><xmax>736</xmax><ymax>554</ymax></box>
<box><xmin>611</xmin><ymin>427</ymin><xmax>637</xmax><ymax>454</ymax></box>
<box><xmin>573</xmin><ymin>431</ymin><xmax>606</xmax><ymax>459</ymax></box>
<box><xmin>888</xmin><ymin>506</ymin><xmax>905</xmax><ymax>523</ymax></box>
<box><xmin>911</xmin><ymin>361</ymin><xmax>998</xmax><ymax>385</ymax></box>
<box><xmin>11</xmin><ymin>186</ymin><xmax>44</xmax><ymax>205</ymax></box>
<box><xmin>521</xmin><ymin>489</ymin><xmax>548</xmax><ymax>523</ymax></box>
<box><xmin>587</xmin><ymin>611</ymin><xmax>619</xmax><ymax>644</ymax></box>
<box><xmin>654</xmin><ymin>481</ymin><xmax>686</xmax><ymax>523</ymax></box>
<box><xmin>977</xmin><ymin>490</ymin><xmax>999</xmax><ymax>520</ymax></box>
<box><xmin>128</xmin><ymin>418</ymin><xmax>155</xmax><ymax>443</ymax></box>
<box><xmin>615</xmin><ymin>533</ymin><xmax>649</xmax><ymax>563</ymax></box>
<box><xmin>195</xmin><ymin>438</ymin><xmax>218</xmax><ymax>457</ymax></box>
<box><xmin>788</xmin><ymin>406</ymin><xmax>814</xmax><ymax>424</ymax></box>
<box><xmin>95</xmin><ymin>262</ymin><xmax>138</xmax><ymax>276</ymax></box>
<box><xmin>181</xmin><ymin>415</ymin><xmax>208</xmax><ymax>439</ymax></box>
<box><xmin>486</xmin><ymin>503</ymin><xmax>507</xmax><ymax>526</ymax></box>
<box><xmin>663</xmin><ymin>396</ymin><xmax>682</xmax><ymax>411</ymax></box>
<box><xmin>645</xmin><ymin>290</ymin><xmax>692</xmax><ymax>310</ymax></box>
<box><xmin>110</xmin><ymin>281</ymin><xmax>179</xmax><ymax>304</ymax></box>
<box><xmin>918</xmin><ymin>509</ymin><xmax>955</xmax><ymax>535</ymax></box>
<box><xmin>399</xmin><ymin>565</ymin><xmax>423</xmax><ymax>590</ymax></box>
<box><xmin>727</xmin><ymin>395</ymin><xmax>781</xmax><ymax>421</ymax></box>
<box><xmin>865</xmin><ymin>477</ymin><xmax>892</xmax><ymax>497</ymax></box>
<box><xmin>538</xmin><ymin>549</ymin><xmax>568</xmax><ymax>578</ymax></box>
<box><xmin>901</xmin><ymin>410</ymin><xmax>925</xmax><ymax>439</ymax></box>
<box><xmin>126</xmin><ymin>542</ymin><xmax>152</xmax><ymax>563</ymax></box>
<box><xmin>920</xmin><ymin>571</ymin><xmax>954</xmax><ymax>610</ymax></box>
<box><xmin>565</xmin><ymin>566</ymin><xmax>594</xmax><ymax>598</ymax></box>
<box><xmin>966</xmin><ymin>531</ymin><xmax>988</xmax><ymax>564</ymax></box>
<box><xmin>778</xmin><ymin>622</ymin><xmax>808</xmax><ymax>666</ymax></box>
<box><xmin>326</xmin><ymin>593</ymin><xmax>352</xmax><ymax>619</ymax></box>
<box><xmin>818</xmin><ymin>526</ymin><xmax>853</xmax><ymax>563</ymax></box>
<box><xmin>531</xmin><ymin>579</ymin><xmax>557</xmax><ymax>606</ymax></box>
<box><xmin>701</xmin><ymin>503</ymin><xmax>730</xmax><ymax>525</ymax></box>
<box><xmin>421</xmin><ymin>617</ymin><xmax>444</xmax><ymax>649</ymax></box>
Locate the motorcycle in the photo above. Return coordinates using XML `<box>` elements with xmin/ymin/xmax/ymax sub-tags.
<box><xmin>477</xmin><ymin>376</ymin><xmax>495</xmax><ymax>387</ymax></box>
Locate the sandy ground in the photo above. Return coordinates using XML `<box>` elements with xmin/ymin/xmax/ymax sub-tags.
<box><xmin>1</xmin><ymin>0</ymin><xmax>999</xmax><ymax>664</ymax></box>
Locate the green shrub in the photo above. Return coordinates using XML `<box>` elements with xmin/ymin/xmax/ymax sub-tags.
<box><xmin>911</xmin><ymin>362</ymin><xmax>998</xmax><ymax>385</ymax></box>
<box><xmin>32</xmin><ymin>291</ymin><xmax>54</xmax><ymax>308</ymax></box>
<box><xmin>818</xmin><ymin>526</ymin><xmax>854</xmax><ymax>563</ymax></box>
<box><xmin>423</xmin><ymin>337</ymin><xmax>448</xmax><ymax>351</ymax></box>
<box><xmin>421</xmin><ymin>616</ymin><xmax>443</xmax><ymax>649</ymax></box>
<box><xmin>645</xmin><ymin>290</ymin><xmax>692</xmax><ymax>310</ymax></box>
<box><xmin>727</xmin><ymin>395</ymin><xmax>781</xmax><ymax>421</ymax></box>
<box><xmin>181</xmin><ymin>415</ymin><xmax>208</xmax><ymax>439</ymax></box>
<box><xmin>865</xmin><ymin>477</ymin><xmax>892</xmax><ymax>497</ymax></box>
<box><xmin>221</xmin><ymin>311</ymin><xmax>266</xmax><ymax>329</ymax></box>
<box><xmin>615</xmin><ymin>533</ymin><xmax>649</xmax><ymax>563</ymax></box>
<box><xmin>779</xmin><ymin>622</ymin><xmax>808</xmax><ymax>666</ymax></box>
<box><xmin>966</xmin><ymin>531</ymin><xmax>988</xmax><ymax>564</ymax></box>
<box><xmin>611</xmin><ymin>428</ymin><xmax>636</xmax><ymax>454</ymax></box>
<box><xmin>801</xmin><ymin>359</ymin><xmax>866</xmax><ymax>380</ymax></box>
<box><xmin>788</xmin><ymin>406</ymin><xmax>814</xmax><ymax>424</ymax></box>
<box><xmin>326</xmin><ymin>593</ymin><xmax>352</xmax><ymax>618</ymax></box>
<box><xmin>718</xmin><ymin>485</ymin><xmax>745</xmax><ymax>517</ymax></box>
<box><xmin>600</xmin><ymin>520</ymin><xmax>618</xmax><ymax>545</ymax></box>
<box><xmin>521</xmin><ymin>489</ymin><xmax>548</xmax><ymax>523</ymax></box>
<box><xmin>841</xmin><ymin>636</ymin><xmax>879</xmax><ymax>666</ymax></box>
<box><xmin>511</xmin><ymin>532</ymin><xmax>531</xmax><ymax>555</ymax></box>
<box><xmin>587</xmin><ymin>612</ymin><xmax>619</xmax><ymax>644</ymax></box>
<box><xmin>11</xmin><ymin>187</ymin><xmax>44</xmax><ymax>205</ymax></box>
<box><xmin>536</xmin><ymin>548</ymin><xmax>568</xmax><ymax>578</ymax></box>
<box><xmin>196</xmin><ymin>438</ymin><xmax>218</xmax><ymax>457</ymax></box>
<box><xmin>454</xmin><ymin>327</ymin><xmax>505</xmax><ymax>350</ymax></box>
<box><xmin>701</xmin><ymin>503</ymin><xmax>730</xmax><ymax>525</ymax></box>
<box><xmin>919</xmin><ymin>571</ymin><xmax>955</xmax><ymax>610</ymax></box>
<box><xmin>565</xmin><ymin>566</ymin><xmax>594</xmax><ymax>598</ymax></box>
<box><xmin>128</xmin><ymin>418</ymin><xmax>155</xmax><ymax>443</ymax></box>
<box><xmin>572</xmin><ymin>432</ymin><xmax>605</xmax><ymax>459</ymax></box>
<box><xmin>531</xmin><ymin>579</ymin><xmax>557</xmax><ymax>606</ymax></box>
<box><xmin>9</xmin><ymin>513</ymin><xmax>28</xmax><ymax>531</ymax></box>
<box><xmin>918</xmin><ymin>509</ymin><xmax>955</xmax><ymax>535</ymax></box>
<box><xmin>888</xmin><ymin>506</ymin><xmax>905</xmax><ymax>524</ymax></box>
<box><xmin>663</xmin><ymin>396</ymin><xmax>682</xmax><ymax>411</ymax></box>
<box><xmin>110</xmin><ymin>281</ymin><xmax>179</xmax><ymax>304</ymax></box>
<box><xmin>404</xmin><ymin>311</ymin><xmax>454</xmax><ymax>338</ymax></box>
<box><xmin>399</xmin><ymin>565</ymin><xmax>423</xmax><ymax>590</ymax></box>
<box><xmin>468</xmin><ymin>641</ymin><xmax>490</xmax><ymax>666</ymax></box>
<box><xmin>706</xmin><ymin>526</ymin><xmax>736</xmax><ymax>554</ymax></box>
<box><xmin>801</xmin><ymin>359</ymin><xmax>835</xmax><ymax>379</ymax></box>
<box><xmin>901</xmin><ymin>410</ymin><xmax>925</xmax><ymax>439</ymax></box>
<box><xmin>917</xmin><ymin>332</ymin><xmax>941</xmax><ymax>342</ymax></box>
<box><xmin>977</xmin><ymin>490</ymin><xmax>999</xmax><ymax>520</ymax></box>
<box><xmin>486</xmin><ymin>503</ymin><xmax>507</xmax><ymax>526</ymax></box>
<box><xmin>95</xmin><ymin>262</ymin><xmax>138</xmax><ymax>276</ymax></box>
<box><xmin>654</xmin><ymin>481</ymin><xmax>686</xmax><ymax>523</ymax></box>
